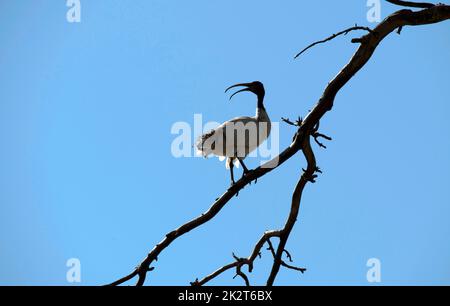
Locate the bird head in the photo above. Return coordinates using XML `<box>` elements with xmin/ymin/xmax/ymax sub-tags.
<box><xmin>225</xmin><ymin>81</ymin><xmax>265</xmax><ymax>101</ymax></box>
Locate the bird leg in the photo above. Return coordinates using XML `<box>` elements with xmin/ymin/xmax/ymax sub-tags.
<box><xmin>229</xmin><ymin>162</ymin><xmax>240</xmax><ymax>197</ymax></box>
<box><xmin>229</xmin><ymin>162</ymin><xmax>236</xmax><ymax>186</ymax></box>
<box><xmin>237</xmin><ymin>158</ymin><xmax>258</xmax><ymax>184</ymax></box>
<box><xmin>237</xmin><ymin>158</ymin><xmax>250</xmax><ymax>174</ymax></box>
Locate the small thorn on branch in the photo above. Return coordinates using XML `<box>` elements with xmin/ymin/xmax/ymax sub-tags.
<box><xmin>166</xmin><ymin>231</ymin><xmax>177</xmax><ymax>239</ymax></box>
<box><xmin>283</xmin><ymin>249</ymin><xmax>293</xmax><ymax>262</ymax></box>
<box><xmin>190</xmin><ymin>278</ymin><xmax>200</xmax><ymax>286</ymax></box>
<box><xmin>232</xmin><ymin>252</ymin><xmax>244</xmax><ymax>262</ymax></box>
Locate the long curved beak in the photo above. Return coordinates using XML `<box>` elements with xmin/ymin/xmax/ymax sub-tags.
<box><xmin>225</xmin><ymin>83</ymin><xmax>252</xmax><ymax>100</ymax></box>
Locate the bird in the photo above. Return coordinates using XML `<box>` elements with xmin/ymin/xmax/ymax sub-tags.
<box><xmin>196</xmin><ymin>81</ymin><xmax>271</xmax><ymax>185</ymax></box>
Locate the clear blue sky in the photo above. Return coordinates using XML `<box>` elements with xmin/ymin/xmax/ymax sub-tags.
<box><xmin>1</xmin><ymin>0</ymin><xmax>449</xmax><ymax>286</ymax></box>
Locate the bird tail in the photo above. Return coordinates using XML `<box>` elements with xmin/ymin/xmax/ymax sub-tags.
<box><xmin>195</xmin><ymin>130</ymin><xmax>216</xmax><ymax>157</ymax></box>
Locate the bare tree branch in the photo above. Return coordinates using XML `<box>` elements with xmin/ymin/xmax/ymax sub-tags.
<box><xmin>234</xmin><ymin>265</ymin><xmax>251</xmax><ymax>287</ymax></box>
<box><xmin>266</xmin><ymin>136</ymin><xmax>317</xmax><ymax>285</ymax></box>
<box><xmin>267</xmin><ymin>239</ymin><xmax>306</xmax><ymax>274</ymax></box>
<box><xmin>386</xmin><ymin>0</ymin><xmax>435</xmax><ymax>8</ymax></box>
<box><xmin>191</xmin><ymin>230</ymin><xmax>281</xmax><ymax>286</ymax></box>
<box><xmin>294</xmin><ymin>26</ymin><xmax>374</xmax><ymax>59</ymax></box>
<box><xmin>193</xmin><ymin>137</ymin><xmax>316</xmax><ymax>287</ymax></box>
<box><xmin>108</xmin><ymin>3</ymin><xmax>450</xmax><ymax>286</ymax></box>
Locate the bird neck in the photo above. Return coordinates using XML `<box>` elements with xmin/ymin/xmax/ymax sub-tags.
<box><xmin>256</xmin><ymin>103</ymin><xmax>269</xmax><ymax>122</ymax></box>
<box><xmin>257</xmin><ymin>95</ymin><xmax>265</xmax><ymax>111</ymax></box>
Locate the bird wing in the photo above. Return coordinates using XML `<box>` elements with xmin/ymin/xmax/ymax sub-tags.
<box><xmin>196</xmin><ymin>116</ymin><xmax>260</xmax><ymax>159</ymax></box>
<box><xmin>227</xmin><ymin>116</ymin><xmax>254</xmax><ymax>125</ymax></box>
<box><xmin>226</xmin><ymin>116</ymin><xmax>259</xmax><ymax>157</ymax></box>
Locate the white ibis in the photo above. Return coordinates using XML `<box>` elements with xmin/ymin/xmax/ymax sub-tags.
<box><xmin>196</xmin><ymin>81</ymin><xmax>271</xmax><ymax>185</ymax></box>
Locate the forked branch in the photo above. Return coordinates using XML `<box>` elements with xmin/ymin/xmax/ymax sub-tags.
<box><xmin>191</xmin><ymin>230</ymin><xmax>281</xmax><ymax>286</ymax></box>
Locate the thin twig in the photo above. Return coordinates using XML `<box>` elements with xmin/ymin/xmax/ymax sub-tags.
<box><xmin>294</xmin><ymin>26</ymin><xmax>374</xmax><ymax>59</ymax></box>
<box><xmin>266</xmin><ymin>239</ymin><xmax>306</xmax><ymax>275</ymax></box>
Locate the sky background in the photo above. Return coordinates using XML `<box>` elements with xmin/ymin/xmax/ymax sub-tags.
<box><xmin>0</xmin><ymin>0</ymin><xmax>449</xmax><ymax>286</ymax></box>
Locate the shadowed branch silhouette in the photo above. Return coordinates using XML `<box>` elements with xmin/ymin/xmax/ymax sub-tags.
<box><xmin>386</xmin><ymin>0</ymin><xmax>435</xmax><ymax>8</ymax></box>
<box><xmin>108</xmin><ymin>1</ymin><xmax>450</xmax><ymax>286</ymax></box>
